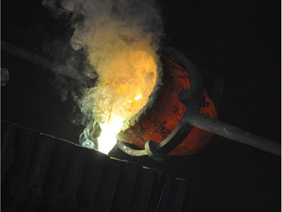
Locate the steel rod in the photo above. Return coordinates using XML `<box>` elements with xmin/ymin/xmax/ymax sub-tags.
<box><xmin>1</xmin><ymin>40</ymin><xmax>95</xmax><ymax>86</ymax></box>
<box><xmin>1</xmin><ymin>40</ymin><xmax>53</xmax><ymax>69</ymax></box>
<box><xmin>185</xmin><ymin>112</ymin><xmax>281</xmax><ymax>156</ymax></box>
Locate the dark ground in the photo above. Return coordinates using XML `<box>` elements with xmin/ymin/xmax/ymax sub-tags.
<box><xmin>1</xmin><ymin>0</ymin><xmax>281</xmax><ymax>211</ymax></box>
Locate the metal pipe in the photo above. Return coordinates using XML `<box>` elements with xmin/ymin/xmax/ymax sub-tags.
<box><xmin>1</xmin><ymin>40</ymin><xmax>53</xmax><ymax>69</ymax></box>
<box><xmin>1</xmin><ymin>40</ymin><xmax>95</xmax><ymax>86</ymax></box>
<box><xmin>185</xmin><ymin>112</ymin><xmax>281</xmax><ymax>156</ymax></box>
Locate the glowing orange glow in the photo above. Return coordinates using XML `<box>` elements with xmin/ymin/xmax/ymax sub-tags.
<box><xmin>117</xmin><ymin>55</ymin><xmax>218</xmax><ymax>156</ymax></box>
<box><xmin>93</xmin><ymin>49</ymin><xmax>159</xmax><ymax>154</ymax></box>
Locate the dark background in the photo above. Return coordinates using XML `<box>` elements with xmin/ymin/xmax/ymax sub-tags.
<box><xmin>1</xmin><ymin>0</ymin><xmax>281</xmax><ymax>211</ymax></box>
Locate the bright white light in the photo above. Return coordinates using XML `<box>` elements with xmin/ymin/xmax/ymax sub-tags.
<box><xmin>97</xmin><ymin>114</ymin><xmax>124</xmax><ymax>154</ymax></box>
<box><xmin>134</xmin><ymin>94</ymin><xmax>142</xmax><ymax>100</ymax></box>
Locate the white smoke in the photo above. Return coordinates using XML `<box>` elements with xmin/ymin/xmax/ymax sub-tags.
<box><xmin>43</xmin><ymin>0</ymin><xmax>164</xmax><ymax>149</ymax></box>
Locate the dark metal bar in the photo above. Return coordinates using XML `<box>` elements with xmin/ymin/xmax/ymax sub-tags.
<box><xmin>185</xmin><ymin>112</ymin><xmax>281</xmax><ymax>156</ymax></box>
<box><xmin>1</xmin><ymin>40</ymin><xmax>53</xmax><ymax>69</ymax></box>
<box><xmin>1</xmin><ymin>40</ymin><xmax>95</xmax><ymax>86</ymax></box>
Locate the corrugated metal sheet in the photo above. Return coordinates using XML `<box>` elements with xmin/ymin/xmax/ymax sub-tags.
<box><xmin>2</xmin><ymin>122</ymin><xmax>192</xmax><ymax>212</ymax></box>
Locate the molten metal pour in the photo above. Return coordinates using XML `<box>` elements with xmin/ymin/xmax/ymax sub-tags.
<box><xmin>98</xmin><ymin>114</ymin><xmax>124</xmax><ymax>154</ymax></box>
<box><xmin>91</xmin><ymin>49</ymin><xmax>159</xmax><ymax>154</ymax></box>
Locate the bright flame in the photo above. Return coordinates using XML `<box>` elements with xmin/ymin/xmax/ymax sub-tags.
<box><xmin>98</xmin><ymin>114</ymin><xmax>124</xmax><ymax>154</ymax></box>
<box><xmin>92</xmin><ymin>49</ymin><xmax>158</xmax><ymax>154</ymax></box>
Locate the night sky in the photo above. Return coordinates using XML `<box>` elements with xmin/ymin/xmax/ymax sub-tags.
<box><xmin>2</xmin><ymin>0</ymin><xmax>281</xmax><ymax>211</ymax></box>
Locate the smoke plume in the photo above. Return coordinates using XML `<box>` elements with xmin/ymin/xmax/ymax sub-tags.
<box><xmin>43</xmin><ymin>0</ymin><xmax>164</xmax><ymax>150</ymax></box>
